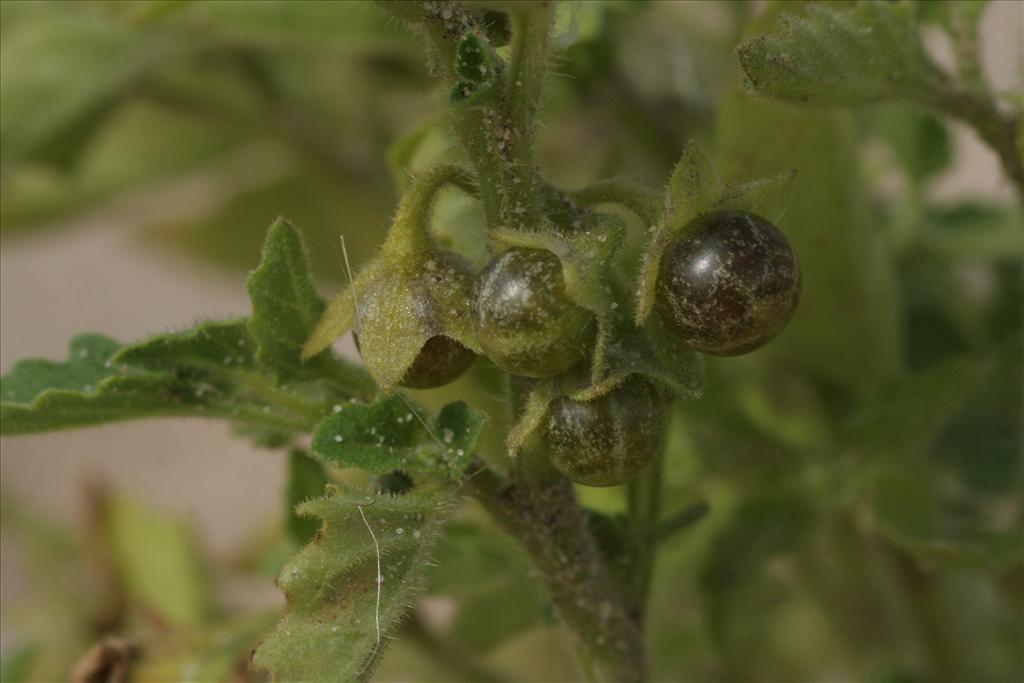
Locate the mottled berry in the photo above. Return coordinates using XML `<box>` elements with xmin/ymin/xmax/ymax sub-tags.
<box><xmin>355</xmin><ymin>333</ymin><xmax>475</xmax><ymax>389</ymax></box>
<box><xmin>542</xmin><ymin>377</ymin><xmax>665</xmax><ymax>487</ymax></box>
<box><xmin>473</xmin><ymin>247</ymin><xmax>594</xmax><ymax>377</ymax></box>
<box><xmin>656</xmin><ymin>210</ymin><xmax>801</xmax><ymax>356</ymax></box>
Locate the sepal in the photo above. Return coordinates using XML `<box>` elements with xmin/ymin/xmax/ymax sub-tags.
<box><xmin>635</xmin><ymin>140</ymin><xmax>796</xmax><ymax>324</ymax></box>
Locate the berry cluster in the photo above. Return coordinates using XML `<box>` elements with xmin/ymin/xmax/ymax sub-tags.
<box><xmin>312</xmin><ymin>193</ymin><xmax>800</xmax><ymax>488</ymax></box>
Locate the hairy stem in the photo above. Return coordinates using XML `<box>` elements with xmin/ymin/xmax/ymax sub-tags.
<box><xmin>380</xmin><ymin>2</ymin><xmax>649</xmax><ymax>677</ymax></box>
<box><xmin>467</xmin><ymin>463</ymin><xmax>648</xmax><ymax>682</ymax></box>
<box><xmin>502</xmin><ymin>6</ymin><xmax>554</xmax><ymax>228</ymax></box>
<box><xmin>569</xmin><ymin>179</ymin><xmax>663</xmax><ymax>227</ymax></box>
<box><xmin>385</xmin><ymin>163</ymin><xmax>478</xmax><ymax>254</ymax></box>
<box><xmin>377</xmin><ymin>0</ymin><xmax>505</xmax><ymax>227</ymax></box>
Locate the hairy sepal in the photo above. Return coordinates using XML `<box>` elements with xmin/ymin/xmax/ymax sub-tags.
<box><xmin>503</xmin><ymin>327</ymin><xmax>702</xmax><ymax>456</ymax></box>
<box><xmin>251</xmin><ymin>484</ymin><xmax>458</xmax><ymax>683</ymax></box>
<box><xmin>635</xmin><ymin>140</ymin><xmax>796</xmax><ymax>324</ymax></box>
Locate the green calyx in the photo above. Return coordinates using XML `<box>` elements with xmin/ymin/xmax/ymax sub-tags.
<box><xmin>302</xmin><ymin>165</ymin><xmax>482</xmax><ymax>391</ymax></box>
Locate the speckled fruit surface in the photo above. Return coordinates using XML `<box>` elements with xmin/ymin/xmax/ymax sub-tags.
<box><xmin>473</xmin><ymin>247</ymin><xmax>594</xmax><ymax>377</ymax></box>
<box><xmin>656</xmin><ymin>210</ymin><xmax>801</xmax><ymax>356</ymax></box>
<box><xmin>542</xmin><ymin>377</ymin><xmax>665</xmax><ymax>487</ymax></box>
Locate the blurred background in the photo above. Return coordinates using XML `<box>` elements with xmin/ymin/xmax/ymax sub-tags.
<box><xmin>1</xmin><ymin>1</ymin><xmax>1021</xmax><ymax>681</ymax></box>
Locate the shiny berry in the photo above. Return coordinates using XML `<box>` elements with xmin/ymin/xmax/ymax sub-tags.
<box><xmin>541</xmin><ymin>377</ymin><xmax>665</xmax><ymax>487</ymax></box>
<box><xmin>473</xmin><ymin>247</ymin><xmax>594</xmax><ymax>378</ymax></box>
<box><xmin>655</xmin><ymin>210</ymin><xmax>801</xmax><ymax>356</ymax></box>
<box><xmin>354</xmin><ymin>333</ymin><xmax>475</xmax><ymax>389</ymax></box>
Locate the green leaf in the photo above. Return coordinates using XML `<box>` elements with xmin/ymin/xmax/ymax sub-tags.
<box><xmin>864</xmin><ymin>468</ymin><xmax>1022</xmax><ymax>572</ymax></box>
<box><xmin>0</xmin><ymin>335</ymin><xmax>185</xmax><ymax>434</ymax></box>
<box><xmin>736</xmin><ymin>2</ymin><xmax>948</xmax><ymax>108</ymax></box>
<box><xmin>115</xmin><ymin>319</ymin><xmax>353</xmax><ymax>427</ymax></box>
<box><xmin>252</xmin><ymin>484</ymin><xmax>458</xmax><ymax>683</ymax></box>
<box><xmin>245</xmin><ymin>218</ymin><xmax>374</xmax><ymax>397</ymax></box>
<box><xmin>311</xmin><ymin>396</ymin><xmax>486</xmax><ymax>476</ymax></box>
<box><xmin>425</xmin><ymin>521</ymin><xmax>549</xmax><ymax>650</ymax></box>
<box><xmin>715</xmin><ymin>90</ymin><xmax>903</xmax><ymax>393</ymax></box>
<box><xmin>700</xmin><ymin>492</ymin><xmax>813</xmax><ymax>646</ymax></box>
<box><xmin>844</xmin><ymin>356</ymin><xmax>986</xmax><ymax>459</ymax></box>
<box><xmin>0</xmin><ymin>335</ymin><xmax>120</xmax><ymax>403</ymax></box>
<box><xmin>874</xmin><ymin>107</ymin><xmax>952</xmax><ymax>183</ymax></box>
<box><xmin>0</xmin><ymin>321</ymin><xmax>340</xmax><ymax>435</ymax></box>
<box><xmin>663</xmin><ymin>140</ymin><xmax>722</xmax><ymax>231</ymax></box>
<box><xmin>454</xmin><ymin>31</ymin><xmax>496</xmax><ymax>82</ymax></box>
<box><xmin>105</xmin><ymin>493</ymin><xmax>210</xmax><ymax>627</ymax></box>
<box><xmin>286</xmin><ymin>450</ymin><xmax>329</xmax><ymax>545</ymax></box>
<box><xmin>246</xmin><ymin>217</ymin><xmax>327</xmax><ymax>375</ymax></box>
<box><xmin>0</xmin><ymin>6</ymin><xmax>160</xmax><ymax>168</ymax></box>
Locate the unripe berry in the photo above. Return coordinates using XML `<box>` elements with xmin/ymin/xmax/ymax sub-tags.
<box><xmin>473</xmin><ymin>247</ymin><xmax>594</xmax><ymax>377</ymax></box>
<box><xmin>542</xmin><ymin>377</ymin><xmax>665</xmax><ymax>487</ymax></box>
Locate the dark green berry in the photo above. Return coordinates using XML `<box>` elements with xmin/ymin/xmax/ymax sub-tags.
<box><xmin>656</xmin><ymin>209</ymin><xmax>801</xmax><ymax>356</ymax></box>
<box><xmin>542</xmin><ymin>377</ymin><xmax>665</xmax><ymax>487</ymax></box>
<box><xmin>473</xmin><ymin>247</ymin><xmax>594</xmax><ymax>378</ymax></box>
<box><xmin>355</xmin><ymin>333</ymin><xmax>475</xmax><ymax>389</ymax></box>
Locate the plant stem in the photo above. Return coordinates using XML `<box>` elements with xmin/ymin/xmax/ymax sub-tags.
<box><xmin>502</xmin><ymin>6</ymin><xmax>554</xmax><ymax>229</ymax></box>
<box><xmin>382</xmin><ymin>3</ymin><xmax>649</xmax><ymax>678</ymax></box>
<box><xmin>569</xmin><ymin>179</ymin><xmax>663</xmax><ymax>226</ymax></box>
<box><xmin>467</xmin><ymin>463</ymin><xmax>648</xmax><ymax>683</ymax></box>
<box><xmin>385</xmin><ymin>164</ymin><xmax>478</xmax><ymax>255</ymax></box>
<box><xmin>377</xmin><ymin>1</ymin><xmax>506</xmax><ymax>228</ymax></box>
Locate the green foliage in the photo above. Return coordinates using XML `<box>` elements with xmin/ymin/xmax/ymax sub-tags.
<box><xmin>425</xmin><ymin>521</ymin><xmax>549</xmax><ymax>651</ymax></box>
<box><xmin>716</xmin><ymin>92</ymin><xmax>903</xmax><ymax>393</ymax></box>
<box><xmin>246</xmin><ymin>218</ymin><xmax>328</xmax><ymax>376</ymax></box>
<box><xmin>844</xmin><ymin>356</ymin><xmax>985</xmax><ymax>459</ymax></box>
<box><xmin>285</xmin><ymin>450</ymin><xmax>329</xmax><ymax>545</ymax></box>
<box><xmin>700</xmin><ymin>492</ymin><xmax>813</xmax><ymax>647</ymax></box>
<box><xmin>104</xmin><ymin>493</ymin><xmax>210</xmax><ymax>627</ymax></box>
<box><xmin>252</xmin><ymin>484</ymin><xmax>457</xmax><ymax>682</ymax></box>
<box><xmin>310</xmin><ymin>396</ymin><xmax>486</xmax><ymax>476</ymax></box>
<box><xmin>0</xmin><ymin>5</ymin><xmax>155</xmax><ymax>169</ymax></box>
<box><xmin>2</xmin><ymin>2</ymin><xmax>1021</xmax><ymax>682</ymax></box>
<box><xmin>736</xmin><ymin>2</ymin><xmax>946</xmax><ymax>107</ymax></box>
<box><xmin>0</xmin><ymin>331</ymin><xmax>254</xmax><ymax>434</ymax></box>
<box><xmin>1</xmin><ymin>220</ymin><xmax>373</xmax><ymax>435</ymax></box>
